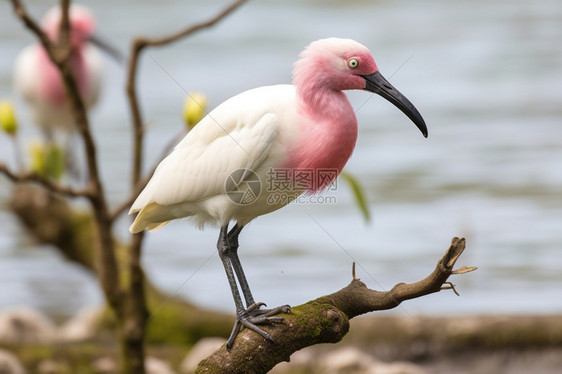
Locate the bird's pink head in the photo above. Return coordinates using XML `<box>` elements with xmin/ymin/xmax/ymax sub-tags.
<box><xmin>293</xmin><ymin>38</ymin><xmax>379</xmax><ymax>95</ymax></box>
<box><xmin>41</xmin><ymin>4</ymin><xmax>96</xmax><ymax>48</ymax></box>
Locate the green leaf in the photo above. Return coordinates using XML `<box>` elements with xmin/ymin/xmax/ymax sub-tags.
<box><xmin>45</xmin><ymin>144</ymin><xmax>65</xmax><ymax>180</ymax></box>
<box><xmin>340</xmin><ymin>170</ymin><xmax>371</xmax><ymax>222</ymax></box>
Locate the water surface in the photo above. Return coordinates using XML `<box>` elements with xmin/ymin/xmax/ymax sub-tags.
<box><xmin>0</xmin><ymin>0</ymin><xmax>561</xmax><ymax>318</ymax></box>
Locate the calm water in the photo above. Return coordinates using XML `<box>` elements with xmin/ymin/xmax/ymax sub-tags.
<box><xmin>0</xmin><ymin>0</ymin><xmax>561</xmax><ymax>319</ymax></box>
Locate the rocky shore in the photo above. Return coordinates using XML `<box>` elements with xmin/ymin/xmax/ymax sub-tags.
<box><xmin>0</xmin><ymin>306</ymin><xmax>560</xmax><ymax>373</ymax></box>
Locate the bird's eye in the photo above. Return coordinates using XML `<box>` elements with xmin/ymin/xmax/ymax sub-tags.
<box><xmin>348</xmin><ymin>59</ymin><xmax>359</xmax><ymax>69</ymax></box>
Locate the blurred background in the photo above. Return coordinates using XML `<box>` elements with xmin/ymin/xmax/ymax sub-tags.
<box><xmin>0</xmin><ymin>0</ymin><xmax>561</xmax><ymax>321</ymax></box>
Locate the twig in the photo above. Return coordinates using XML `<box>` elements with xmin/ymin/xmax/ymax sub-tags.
<box><xmin>441</xmin><ymin>281</ymin><xmax>460</xmax><ymax>296</ymax></box>
<box><xmin>125</xmin><ymin>0</ymin><xmax>248</xmax><ymax>189</ymax></box>
<box><xmin>0</xmin><ymin>162</ymin><xmax>92</xmax><ymax>198</ymax></box>
<box><xmin>133</xmin><ymin>0</ymin><xmax>248</xmax><ymax>48</ymax></box>
<box><xmin>9</xmin><ymin>0</ymin><xmax>123</xmax><ymax>316</ymax></box>
<box><xmin>120</xmin><ymin>2</ymin><xmax>249</xmax><ymax>372</ymax></box>
<box><xmin>10</xmin><ymin>0</ymin><xmax>53</xmax><ymax>53</ymax></box>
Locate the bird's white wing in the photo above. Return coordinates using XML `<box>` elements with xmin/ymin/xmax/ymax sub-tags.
<box><xmin>130</xmin><ymin>86</ymin><xmax>293</xmax><ymax>212</ymax></box>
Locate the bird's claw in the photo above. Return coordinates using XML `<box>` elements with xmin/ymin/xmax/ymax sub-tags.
<box><xmin>226</xmin><ymin>302</ymin><xmax>291</xmax><ymax>350</ymax></box>
<box><xmin>265</xmin><ymin>304</ymin><xmax>291</xmax><ymax>317</ymax></box>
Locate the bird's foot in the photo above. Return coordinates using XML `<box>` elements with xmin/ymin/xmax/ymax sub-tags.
<box><xmin>226</xmin><ymin>302</ymin><xmax>291</xmax><ymax>350</ymax></box>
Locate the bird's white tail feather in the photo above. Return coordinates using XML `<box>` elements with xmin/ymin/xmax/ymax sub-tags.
<box><xmin>129</xmin><ymin>203</ymin><xmax>169</xmax><ymax>233</ymax></box>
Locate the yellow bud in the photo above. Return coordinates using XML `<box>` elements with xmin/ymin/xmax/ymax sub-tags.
<box><xmin>28</xmin><ymin>140</ymin><xmax>47</xmax><ymax>176</ymax></box>
<box><xmin>27</xmin><ymin>140</ymin><xmax>65</xmax><ymax>180</ymax></box>
<box><xmin>0</xmin><ymin>100</ymin><xmax>18</xmax><ymax>136</ymax></box>
<box><xmin>182</xmin><ymin>93</ymin><xmax>208</xmax><ymax>129</ymax></box>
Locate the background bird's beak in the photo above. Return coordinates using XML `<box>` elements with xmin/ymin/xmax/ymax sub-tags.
<box><xmin>362</xmin><ymin>71</ymin><xmax>428</xmax><ymax>138</ymax></box>
<box><xmin>88</xmin><ymin>34</ymin><xmax>124</xmax><ymax>63</ymax></box>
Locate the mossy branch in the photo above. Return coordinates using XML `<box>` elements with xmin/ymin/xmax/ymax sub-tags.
<box><xmin>196</xmin><ymin>237</ymin><xmax>475</xmax><ymax>373</ymax></box>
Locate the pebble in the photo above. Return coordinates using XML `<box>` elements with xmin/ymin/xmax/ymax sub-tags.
<box><xmin>58</xmin><ymin>306</ymin><xmax>103</xmax><ymax>342</ymax></box>
<box><xmin>0</xmin><ymin>349</ymin><xmax>26</xmax><ymax>374</ymax></box>
<box><xmin>0</xmin><ymin>307</ymin><xmax>56</xmax><ymax>344</ymax></box>
<box><xmin>146</xmin><ymin>356</ymin><xmax>176</xmax><ymax>374</ymax></box>
<box><xmin>179</xmin><ymin>337</ymin><xmax>226</xmax><ymax>373</ymax></box>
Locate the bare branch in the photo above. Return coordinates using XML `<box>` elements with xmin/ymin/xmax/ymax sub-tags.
<box><xmin>326</xmin><ymin>237</ymin><xmax>469</xmax><ymax>318</ymax></box>
<box><xmin>135</xmin><ymin>0</ymin><xmax>249</xmax><ymax>48</ymax></box>
<box><xmin>441</xmin><ymin>281</ymin><xmax>460</xmax><ymax>296</ymax></box>
<box><xmin>0</xmin><ymin>163</ymin><xmax>93</xmax><ymax>198</ymax></box>
<box><xmin>196</xmin><ymin>237</ymin><xmax>475</xmax><ymax>373</ymax></box>
<box><xmin>119</xmin><ymin>2</ymin><xmax>249</xmax><ymax>372</ymax></box>
<box><xmin>10</xmin><ymin>0</ymin><xmax>53</xmax><ymax>53</ymax></box>
<box><xmin>57</xmin><ymin>0</ymin><xmax>71</xmax><ymax>62</ymax></box>
<box><xmin>119</xmin><ymin>0</ymin><xmax>248</xmax><ymax>221</ymax></box>
<box><xmin>125</xmin><ymin>0</ymin><xmax>248</xmax><ymax>189</ymax></box>
<box><xmin>8</xmin><ymin>1</ymin><xmax>250</xmax><ymax>373</ymax></box>
<box><xmin>10</xmin><ymin>0</ymin><xmax>123</xmax><ymax>317</ymax></box>
<box><xmin>453</xmin><ymin>265</ymin><xmax>478</xmax><ymax>274</ymax></box>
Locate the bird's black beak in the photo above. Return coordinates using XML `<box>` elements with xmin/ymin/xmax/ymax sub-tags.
<box><xmin>362</xmin><ymin>71</ymin><xmax>428</xmax><ymax>138</ymax></box>
<box><xmin>88</xmin><ymin>34</ymin><xmax>124</xmax><ymax>64</ymax></box>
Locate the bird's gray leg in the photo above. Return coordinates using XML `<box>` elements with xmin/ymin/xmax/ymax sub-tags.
<box><xmin>217</xmin><ymin>225</ymin><xmax>245</xmax><ymax>314</ymax></box>
<box><xmin>217</xmin><ymin>225</ymin><xmax>248</xmax><ymax>348</ymax></box>
<box><xmin>218</xmin><ymin>224</ymin><xmax>290</xmax><ymax>349</ymax></box>
<box><xmin>227</xmin><ymin>224</ymin><xmax>291</xmax><ymax>318</ymax></box>
<box><xmin>227</xmin><ymin>224</ymin><xmax>256</xmax><ymax>307</ymax></box>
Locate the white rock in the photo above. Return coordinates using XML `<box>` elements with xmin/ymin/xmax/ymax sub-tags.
<box><xmin>92</xmin><ymin>356</ymin><xmax>177</xmax><ymax>374</ymax></box>
<box><xmin>179</xmin><ymin>337</ymin><xmax>226</xmax><ymax>373</ymax></box>
<box><xmin>0</xmin><ymin>349</ymin><xmax>26</xmax><ymax>374</ymax></box>
<box><xmin>270</xmin><ymin>348</ymin><xmax>316</xmax><ymax>373</ymax></box>
<box><xmin>91</xmin><ymin>356</ymin><xmax>116</xmax><ymax>373</ymax></box>
<box><xmin>37</xmin><ymin>359</ymin><xmax>66</xmax><ymax>374</ymax></box>
<box><xmin>317</xmin><ymin>346</ymin><xmax>376</xmax><ymax>373</ymax></box>
<box><xmin>369</xmin><ymin>361</ymin><xmax>428</xmax><ymax>374</ymax></box>
<box><xmin>316</xmin><ymin>347</ymin><xmax>428</xmax><ymax>374</ymax></box>
<box><xmin>0</xmin><ymin>307</ymin><xmax>56</xmax><ymax>344</ymax></box>
<box><xmin>146</xmin><ymin>356</ymin><xmax>176</xmax><ymax>374</ymax></box>
<box><xmin>58</xmin><ymin>306</ymin><xmax>103</xmax><ymax>342</ymax></box>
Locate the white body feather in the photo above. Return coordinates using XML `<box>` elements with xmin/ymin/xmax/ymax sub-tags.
<box><xmin>129</xmin><ymin>84</ymin><xmax>302</xmax><ymax>232</ymax></box>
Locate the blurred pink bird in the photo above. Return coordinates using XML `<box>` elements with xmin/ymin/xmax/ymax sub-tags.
<box><xmin>129</xmin><ymin>38</ymin><xmax>428</xmax><ymax>349</ymax></box>
<box><xmin>13</xmin><ymin>4</ymin><xmax>117</xmax><ymax>139</ymax></box>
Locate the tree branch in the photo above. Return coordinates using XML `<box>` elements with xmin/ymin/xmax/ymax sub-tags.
<box><xmin>8</xmin><ymin>1</ymin><xmax>250</xmax><ymax>373</ymax></box>
<box><xmin>119</xmin><ymin>1</ymin><xmax>249</xmax><ymax>372</ymax></box>
<box><xmin>196</xmin><ymin>237</ymin><xmax>476</xmax><ymax>373</ymax></box>
<box><xmin>0</xmin><ymin>162</ymin><xmax>93</xmax><ymax>198</ymax></box>
<box><xmin>124</xmin><ymin>0</ymin><xmax>248</xmax><ymax>196</ymax></box>
<box><xmin>10</xmin><ymin>0</ymin><xmax>124</xmax><ymax>321</ymax></box>
<box><xmin>133</xmin><ymin>0</ymin><xmax>249</xmax><ymax>49</ymax></box>
<box><xmin>10</xmin><ymin>0</ymin><xmax>54</xmax><ymax>53</ymax></box>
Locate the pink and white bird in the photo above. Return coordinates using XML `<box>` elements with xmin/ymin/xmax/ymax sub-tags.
<box><xmin>129</xmin><ymin>38</ymin><xmax>428</xmax><ymax>349</ymax></box>
<box><xmin>13</xmin><ymin>4</ymin><xmax>112</xmax><ymax>138</ymax></box>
